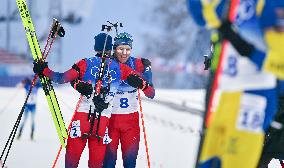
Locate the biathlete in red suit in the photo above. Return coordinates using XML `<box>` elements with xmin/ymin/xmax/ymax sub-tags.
<box><xmin>32</xmin><ymin>33</ymin><xmax>151</xmax><ymax>168</ymax></box>
<box><xmin>103</xmin><ymin>32</ymin><xmax>155</xmax><ymax>168</ymax></box>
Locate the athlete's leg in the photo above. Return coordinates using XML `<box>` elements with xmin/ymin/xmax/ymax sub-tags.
<box><xmin>120</xmin><ymin>112</ymin><xmax>140</xmax><ymax>168</ymax></box>
<box><xmin>103</xmin><ymin>115</ymin><xmax>121</xmax><ymax>168</ymax></box>
<box><xmin>65</xmin><ymin>112</ymin><xmax>89</xmax><ymax>168</ymax></box>
<box><xmin>17</xmin><ymin>105</ymin><xmax>30</xmax><ymax>139</ymax></box>
<box><xmin>30</xmin><ymin>104</ymin><xmax>36</xmax><ymax>140</ymax></box>
<box><xmin>65</xmin><ymin>136</ymin><xmax>87</xmax><ymax>168</ymax></box>
<box><xmin>88</xmin><ymin>116</ymin><xmax>109</xmax><ymax>168</ymax></box>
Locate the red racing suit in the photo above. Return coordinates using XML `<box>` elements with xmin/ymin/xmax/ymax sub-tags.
<box><xmin>103</xmin><ymin>57</ymin><xmax>155</xmax><ymax>168</ymax></box>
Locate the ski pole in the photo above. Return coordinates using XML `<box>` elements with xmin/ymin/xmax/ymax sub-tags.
<box><xmin>93</xmin><ymin>21</ymin><xmax>121</xmax><ymax>140</ymax></box>
<box><xmin>105</xmin><ymin>21</ymin><xmax>123</xmax><ymax>36</ymax></box>
<box><xmin>0</xmin><ymin>19</ymin><xmax>63</xmax><ymax>168</ymax></box>
<box><xmin>52</xmin><ymin>96</ymin><xmax>83</xmax><ymax>168</ymax></box>
<box><xmin>138</xmin><ymin>89</ymin><xmax>151</xmax><ymax>168</ymax></box>
<box><xmin>84</xmin><ymin>21</ymin><xmax>114</xmax><ymax>140</ymax></box>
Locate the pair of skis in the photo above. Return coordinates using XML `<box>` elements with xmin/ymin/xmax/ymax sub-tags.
<box><xmin>16</xmin><ymin>0</ymin><xmax>67</xmax><ymax>148</ymax></box>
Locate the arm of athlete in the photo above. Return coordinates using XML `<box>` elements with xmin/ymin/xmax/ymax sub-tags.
<box><xmin>135</xmin><ymin>58</ymin><xmax>155</xmax><ymax>99</ymax></box>
<box><xmin>33</xmin><ymin>59</ymin><xmax>87</xmax><ymax>84</ymax></box>
<box><xmin>120</xmin><ymin>62</ymin><xmax>155</xmax><ymax>99</ymax></box>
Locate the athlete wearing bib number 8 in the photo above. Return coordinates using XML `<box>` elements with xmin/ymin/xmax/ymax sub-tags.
<box><xmin>72</xmin><ymin>32</ymin><xmax>155</xmax><ymax>167</ymax></box>
<box><xmin>103</xmin><ymin>32</ymin><xmax>155</xmax><ymax>168</ymax></box>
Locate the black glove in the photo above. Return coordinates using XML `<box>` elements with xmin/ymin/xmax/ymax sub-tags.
<box><xmin>141</xmin><ymin>58</ymin><xmax>151</xmax><ymax>67</ymax></box>
<box><xmin>218</xmin><ymin>20</ymin><xmax>233</xmax><ymax>39</ymax></box>
<box><xmin>71</xmin><ymin>80</ymin><xmax>93</xmax><ymax>96</ymax></box>
<box><xmin>126</xmin><ymin>74</ymin><xmax>148</xmax><ymax>90</ymax></box>
<box><xmin>92</xmin><ymin>95</ymin><xmax>109</xmax><ymax>113</ymax></box>
<box><xmin>33</xmin><ymin>61</ymin><xmax>48</xmax><ymax>75</ymax></box>
<box><xmin>218</xmin><ymin>20</ymin><xmax>254</xmax><ymax>57</ymax></box>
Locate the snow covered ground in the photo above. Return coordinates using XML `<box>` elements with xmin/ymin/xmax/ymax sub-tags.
<box><xmin>0</xmin><ymin>87</ymin><xmax>282</xmax><ymax>168</ymax></box>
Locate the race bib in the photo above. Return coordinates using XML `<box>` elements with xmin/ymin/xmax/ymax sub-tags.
<box><xmin>70</xmin><ymin>120</ymin><xmax>81</xmax><ymax>138</ymax></box>
<box><xmin>112</xmin><ymin>91</ymin><xmax>139</xmax><ymax>114</ymax></box>
<box><xmin>236</xmin><ymin>93</ymin><xmax>266</xmax><ymax>133</ymax></box>
<box><xmin>219</xmin><ymin>44</ymin><xmax>276</xmax><ymax>90</ymax></box>
<box><xmin>103</xmin><ymin>128</ymin><xmax>112</xmax><ymax>144</ymax></box>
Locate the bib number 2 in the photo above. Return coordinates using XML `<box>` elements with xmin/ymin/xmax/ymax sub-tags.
<box><xmin>70</xmin><ymin>120</ymin><xmax>81</xmax><ymax>138</ymax></box>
